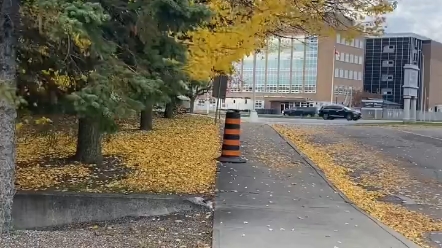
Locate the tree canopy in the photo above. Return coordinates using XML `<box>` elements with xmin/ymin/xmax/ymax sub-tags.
<box><xmin>9</xmin><ymin>0</ymin><xmax>396</xmax><ymax>164</ymax></box>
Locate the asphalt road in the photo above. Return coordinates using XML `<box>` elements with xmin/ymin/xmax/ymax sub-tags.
<box><xmin>242</xmin><ymin>116</ymin><xmax>403</xmax><ymax>125</ymax></box>
<box><xmin>282</xmin><ymin>123</ymin><xmax>442</xmax><ymax>246</ymax></box>
<box><xmin>334</xmin><ymin>126</ymin><xmax>442</xmax><ymax>246</ymax></box>
<box><xmin>335</xmin><ymin>126</ymin><xmax>442</xmax><ymax>189</ymax></box>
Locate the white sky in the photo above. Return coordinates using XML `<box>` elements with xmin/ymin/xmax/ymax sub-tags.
<box><xmin>384</xmin><ymin>0</ymin><xmax>442</xmax><ymax>42</ymax></box>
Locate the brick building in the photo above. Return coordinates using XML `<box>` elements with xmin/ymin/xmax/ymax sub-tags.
<box><xmin>217</xmin><ymin>33</ymin><xmax>365</xmax><ymax>113</ymax></box>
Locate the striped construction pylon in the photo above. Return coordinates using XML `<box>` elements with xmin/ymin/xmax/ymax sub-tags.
<box><xmin>218</xmin><ymin>109</ymin><xmax>246</xmax><ymax>163</ymax></box>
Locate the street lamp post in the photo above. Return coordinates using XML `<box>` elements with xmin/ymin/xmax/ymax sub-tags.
<box><xmin>331</xmin><ymin>46</ymin><xmax>337</xmax><ymax>103</ymax></box>
<box><xmin>419</xmin><ymin>54</ymin><xmax>425</xmax><ymax>120</ymax></box>
<box><xmin>249</xmin><ymin>52</ymin><xmax>259</xmax><ymax>121</ymax></box>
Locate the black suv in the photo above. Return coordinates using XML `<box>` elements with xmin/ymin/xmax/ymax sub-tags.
<box><xmin>283</xmin><ymin>107</ymin><xmax>317</xmax><ymax>117</ymax></box>
<box><xmin>318</xmin><ymin>105</ymin><xmax>361</xmax><ymax>121</ymax></box>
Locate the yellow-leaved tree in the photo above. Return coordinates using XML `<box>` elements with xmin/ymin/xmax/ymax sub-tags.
<box><xmin>185</xmin><ymin>0</ymin><xmax>395</xmax><ymax>81</ymax></box>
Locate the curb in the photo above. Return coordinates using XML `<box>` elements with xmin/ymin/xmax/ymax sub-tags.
<box><xmin>269</xmin><ymin>124</ymin><xmax>420</xmax><ymax>248</ymax></box>
<box><xmin>13</xmin><ymin>191</ymin><xmax>212</xmax><ymax>230</ymax></box>
<box><xmin>212</xmin><ymin>161</ymin><xmax>223</xmax><ymax>248</ymax></box>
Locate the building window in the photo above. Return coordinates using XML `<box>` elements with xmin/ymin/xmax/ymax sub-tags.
<box><xmin>344</xmin><ymin>70</ymin><xmax>349</xmax><ymax>78</ymax></box>
<box><xmin>381</xmin><ymin>88</ymin><xmax>393</xmax><ymax>95</ymax></box>
<box><xmin>291</xmin><ymin>84</ymin><xmax>302</xmax><ymax>93</ymax></box>
<box><xmin>358</xmin><ymin>72</ymin><xmax>363</xmax><ymax>80</ymax></box>
<box><xmin>349</xmin><ymin>71</ymin><xmax>353</xmax><ymax>80</ymax></box>
<box><xmin>383</xmin><ymin>45</ymin><xmax>395</xmax><ymax>53</ymax></box>
<box><xmin>336</xmin><ymin>33</ymin><xmax>341</xmax><ymax>43</ymax></box>
<box><xmin>340</xmin><ymin>52</ymin><xmax>345</xmax><ymax>62</ymax></box>
<box><xmin>254</xmin><ymin>100</ymin><xmax>264</xmax><ymax>109</ymax></box>
<box><xmin>358</xmin><ymin>56</ymin><xmax>363</xmax><ymax>64</ymax></box>
<box><xmin>349</xmin><ymin>54</ymin><xmax>354</xmax><ymax>63</ymax></box>
<box><xmin>334</xmin><ymin>85</ymin><xmax>346</xmax><ymax>95</ymax></box>
<box><xmin>304</xmin><ymin>85</ymin><xmax>316</xmax><ymax>93</ymax></box>
<box><xmin>359</xmin><ymin>40</ymin><xmax>364</xmax><ymax>49</ymax></box>
<box><xmin>345</xmin><ymin>54</ymin><xmax>349</xmax><ymax>62</ymax></box>
<box><xmin>382</xmin><ymin>60</ymin><xmax>394</xmax><ymax>67</ymax></box>
<box><xmin>339</xmin><ymin>69</ymin><xmax>344</xmax><ymax>78</ymax></box>
<box><xmin>350</xmin><ymin>39</ymin><xmax>355</xmax><ymax>47</ymax></box>
<box><xmin>381</xmin><ymin>74</ymin><xmax>393</xmax><ymax>81</ymax></box>
<box><xmin>340</xmin><ymin>37</ymin><xmax>345</xmax><ymax>44</ymax></box>
<box><xmin>267</xmin><ymin>84</ymin><xmax>278</xmax><ymax>93</ymax></box>
<box><xmin>354</xmin><ymin>39</ymin><xmax>359</xmax><ymax>48</ymax></box>
<box><xmin>335</xmin><ymin>68</ymin><xmax>339</xmax><ymax>77</ymax></box>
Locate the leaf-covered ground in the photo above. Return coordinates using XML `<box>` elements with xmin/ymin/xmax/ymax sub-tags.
<box><xmin>273</xmin><ymin>124</ymin><xmax>442</xmax><ymax>248</ymax></box>
<box><xmin>16</xmin><ymin>115</ymin><xmax>220</xmax><ymax>194</ymax></box>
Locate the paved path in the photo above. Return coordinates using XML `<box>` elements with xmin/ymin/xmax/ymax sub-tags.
<box><xmin>213</xmin><ymin>123</ymin><xmax>419</xmax><ymax>248</ymax></box>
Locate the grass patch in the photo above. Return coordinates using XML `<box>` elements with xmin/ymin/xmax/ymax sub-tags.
<box><xmin>16</xmin><ymin>115</ymin><xmax>220</xmax><ymax>195</ymax></box>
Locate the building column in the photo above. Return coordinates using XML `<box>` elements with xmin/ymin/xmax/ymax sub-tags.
<box><xmin>403</xmin><ymin>97</ymin><xmax>411</xmax><ymax>122</ymax></box>
<box><xmin>410</xmin><ymin>97</ymin><xmax>417</xmax><ymax>122</ymax></box>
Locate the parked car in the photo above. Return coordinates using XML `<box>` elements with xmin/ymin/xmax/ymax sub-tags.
<box><xmin>282</xmin><ymin>107</ymin><xmax>317</xmax><ymax>117</ymax></box>
<box><xmin>318</xmin><ymin>105</ymin><xmax>361</xmax><ymax>121</ymax></box>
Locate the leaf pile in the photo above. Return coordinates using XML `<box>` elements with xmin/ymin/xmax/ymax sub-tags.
<box><xmin>105</xmin><ymin>116</ymin><xmax>220</xmax><ymax>194</ymax></box>
<box><xmin>16</xmin><ymin>115</ymin><xmax>220</xmax><ymax>194</ymax></box>
<box><xmin>273</xmin><ymin>124</ymin><xmax>442</xmax><ymax>248</ymax></box>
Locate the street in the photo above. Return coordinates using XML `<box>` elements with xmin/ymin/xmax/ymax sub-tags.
<box><xmin>242</xmin><ymin>116</ymin><xmax>403</xmax><ymax>125</ymax></box>
<box><xmin>272</xmin><ymin>121</ymin><xmax>442</xmax><ymax>247</ymax></box>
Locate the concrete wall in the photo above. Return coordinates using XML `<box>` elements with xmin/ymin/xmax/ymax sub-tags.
<box><xmin>361</xmin><ymin>109</ymin><xmax>442</xmax><ymax>121</ymax></box>
<box><xmin>12</xmin><ymin>191</ymin><xmax>202</xmax><ymax>230</ymax></box>
<box><xmin>423</xmin><ymin>40</ymin><xmax>442</xmax><ymax>109</ymax></box>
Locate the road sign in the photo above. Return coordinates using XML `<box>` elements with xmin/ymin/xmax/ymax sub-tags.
<box><xmin>212</xmin><ymin>75</ymin><xmax>228</xmax><ymax>99</ymax></box>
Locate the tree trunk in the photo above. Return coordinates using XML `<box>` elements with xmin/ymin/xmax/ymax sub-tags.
<box><xmin>189</xmin><ymin>97</ymin><xmax>196</xmax><ymax>113</ymax></box>
<box><xmin>0</xmin><ymin>0</ymin><xmax>19</xmax><ymax>233</ymax></box>
<box><xmin>49</xmin><ymin>89</ymin><xmax>58</xmax><ymax>113</ymax></box>
<box><xmin>140</xmin><ymin>99</ymin><xmax>153</xmax><ymax>131</ymax></box>
<box><xmin>164</xmin><ymin>97</ymin><xmax>176</xmax><ymax>119</ymax></box>
<box><xmin>75</xmin><ymin>117</ymin><xmax>103</xmax><ymax>164</ymax></box>
<box><xmin>164</xmin><ymin>102</ymin><xmax>174</xmax><ymax>118</ymax></box>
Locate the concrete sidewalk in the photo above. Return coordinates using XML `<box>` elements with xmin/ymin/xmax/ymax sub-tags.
<box><xmin>212</xmin><ymin>123</ymin><xmax>420</xmax><ymax>248</ymax></box>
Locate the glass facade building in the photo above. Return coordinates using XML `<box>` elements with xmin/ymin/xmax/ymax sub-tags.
<box><xmin>364</xmin><ymin>35</ymin><xmax>425</xmax><ymax>108</ymax></box>
<box><xmin>230</xmin><ymin>35</ymin><xmax>319</xmax><ymax>94</ymax></box>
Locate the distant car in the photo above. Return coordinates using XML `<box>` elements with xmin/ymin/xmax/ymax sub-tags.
<box><xmin>318</xmin><ymin>105</ymin><xmax>361</xmax><ymax>121</ymax></box>
<box><xmin>282</xmin><ymin>107</ymin><xmax>317</xmax><ymax>117</ymax></box>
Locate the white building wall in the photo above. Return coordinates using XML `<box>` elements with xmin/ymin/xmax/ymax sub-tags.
<box><xmin>193</xmin><ymin>97</ymin><xmax>254</xmax><ymax>112</ymax></box>
<box><xmin>222</xmin><ymin>98</ymin><xmax>253</xmax><ymax>110</ymax></box>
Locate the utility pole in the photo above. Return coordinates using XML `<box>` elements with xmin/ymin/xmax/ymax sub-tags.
<box><xmin>249</xmin><ymin>52</ymin><xmax>258</xmax><ymax>121</ymax></box>
<box><xmin>331</xmin><ymin>47</ymin><xmax>337</xmax><ymax>103</ymax></box>
<box><xmin>349</xmin><ymin>87</ymin><xmax>353</xmax><ymax>108</ymax></box>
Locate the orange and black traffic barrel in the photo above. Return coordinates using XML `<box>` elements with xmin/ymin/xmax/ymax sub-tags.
<box><xmin>218</xmin><ymin>110</ymin><xmax>246</xmax><ymax>163</ymax></box>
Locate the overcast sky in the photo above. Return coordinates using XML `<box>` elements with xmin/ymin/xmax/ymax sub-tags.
<box><xmin>384</xmin><ymin>0</ymin><xmax>442</xmax><ymax>42</ymax></box>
